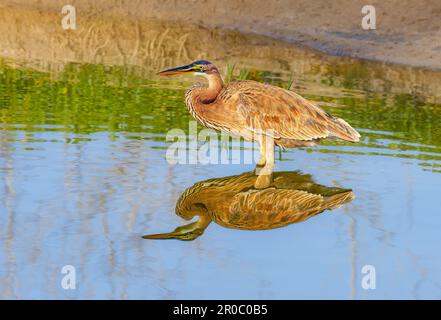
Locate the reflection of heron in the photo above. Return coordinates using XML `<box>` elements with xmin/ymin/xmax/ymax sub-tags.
<box><xmin>143</xmin><ymin>171</ymin><xmax>355</xmax><ymax>241</ymax></box>
<box><xmin>159</xmin><ymin>60</ymin><xmax>360</xmax><ymax>188</ymax></box>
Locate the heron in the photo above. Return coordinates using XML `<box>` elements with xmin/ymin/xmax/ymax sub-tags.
<box><xmin>159</xmin><ymin>60</ymin><xmax>360</xmax><ymax>188</ymax></box>
<box><xmin>143</xmin><ymin>171</ymin><xmax>354</xmax><ymax>241</ymax></box>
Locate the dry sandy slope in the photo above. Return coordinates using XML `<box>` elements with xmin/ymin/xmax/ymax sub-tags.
<box><xmin>2</xmin><ymin>3</ymin><xmax>441</xmax><ymax>101</ymax></box>
<box><xmin>3</xmin><ymin>0</ymin><xmax>441</xmax><ymax>69</ymax></box>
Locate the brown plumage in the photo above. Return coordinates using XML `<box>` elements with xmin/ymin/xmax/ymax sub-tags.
<box><xmin>143</xmin><ymin>171</ymin><xmax>355</xmax><ymax>241</ymax></box>
<box><xmin>159</xmin><ymin>60</ymin><xmax>360</xmax><ymax>188</ymax></box>
<box><xmin>189</xmin><ymin>80</ymin><xmax>360</xmax><ymax>147</ymax></box>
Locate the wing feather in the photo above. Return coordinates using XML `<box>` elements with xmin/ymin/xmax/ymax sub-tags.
<box><xmin>222</xmin><ymin>80</ymin><xmax>358</xmax><ymax>142</ymax></box>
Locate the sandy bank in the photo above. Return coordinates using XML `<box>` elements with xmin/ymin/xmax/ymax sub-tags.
<box><xmin>1</xmin><ymin>2</ymin><xmax>441</xmax><ymax>101</ymax></box>
<box><xmin>3</xmin><ymin>0</ymin><xmax>441</xmax><ymax>70</ymax></box>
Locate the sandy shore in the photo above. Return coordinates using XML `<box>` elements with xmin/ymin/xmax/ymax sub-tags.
<box><xmin>3</xmin><ymin>0</ymin><xmax>441</xmax><ymax>70</ymax></box>
<box><xmin>1</xmin><ymin>1</ymin><xmax>441</xmax><ymax>101</ymax></box>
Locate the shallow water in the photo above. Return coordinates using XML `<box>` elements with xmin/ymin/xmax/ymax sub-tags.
<box><xmin>0</xmin><ymin>58</ymin><xmax>441</xmax><ymax>299</ymax></box>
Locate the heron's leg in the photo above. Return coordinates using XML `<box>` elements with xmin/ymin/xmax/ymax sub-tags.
<box><xmin>255</xmin><ymin>134</ymin><xmax>274</xmax><ymax>189</ymax></box>
<box><xmin>262</xmin><ymin>134</ymin><xmax>275</xmax><ymax>174</ymax></box>
<box><xmin>256</xmin><ymin>136</ymin><xmax>266</xmax><ymax>167</ymax></box>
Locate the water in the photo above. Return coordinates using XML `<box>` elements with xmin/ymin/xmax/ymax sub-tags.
<box><xmin>0</xmin><ymin>57</ymin><xmax>441</xmax><ymax>299</ymax></box>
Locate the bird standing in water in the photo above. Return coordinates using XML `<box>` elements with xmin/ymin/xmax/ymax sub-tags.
<box><xmin>159</xmin><ymin>60</ymin><xmax>360</xmax><ymax>188</ymax></box>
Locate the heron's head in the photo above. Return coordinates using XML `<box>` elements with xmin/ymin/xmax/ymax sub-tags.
<box><xmin>142</xmin><ymin>224</ymin><xmax>205</xmax><ymax>241</ymax></box>
<box><xmin>158</xmin><ymin>60</ymin><xmax>218</xmax><ymax>77</ymax></box>
<box><xmin>142</xmin><ymin>216</ymin><xmax>211</xmax><ymax>241</ymax></box>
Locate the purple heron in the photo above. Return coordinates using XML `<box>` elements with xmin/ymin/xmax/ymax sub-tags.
<box><xmin>159</xmin><ymin>60</ymin><xmax>360</xmax><ymax>188</ymax></box>
<box><xmin>143</xmin><ymin>171</ymin><xmax>354</xmax><ymax>241</ymax></box>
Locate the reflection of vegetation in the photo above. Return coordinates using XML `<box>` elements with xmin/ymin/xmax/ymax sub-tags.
<box><xmin>320</xmin><ymin>93</ymin><xmax>441</xmax><ymax>149</ymax></box>
<box><xmin>1</xmin><ymin>59</ymin><xmax>441</xmax><ymax>172</ymax></box>
<box><xmin>0</xmin><ymin>61</ymin><xmax>192</xmax><ymax>135</ymax></box>
<box><xmin>323</xmin><ymin>61</ymin><xmax>371</xmax><ymax>90</ymax></box>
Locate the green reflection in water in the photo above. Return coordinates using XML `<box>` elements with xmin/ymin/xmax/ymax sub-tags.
<box><xmin>0</xmin><ymin>61</ymin><xmax>191</xmax><ymax>136</ymax></box>
<box><xmin>1</xmin><ymin>59</ymin><xmax>441</xmax><ymax>172</ymax></box>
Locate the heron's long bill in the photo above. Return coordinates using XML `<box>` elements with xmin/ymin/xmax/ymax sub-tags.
<box><xmin>142</xmin><ymin>229</ymin><xmax>203</xmax><ymax>241</ymax></box>
<box><xmin>158</xmin><ymin>63</ymin><xmax>195</xmax><ymax>76</ymax></box>
<box><xmin>142</xmin><ymin>232</ymin><xmax>178</xmax><ymax>240</ymax></box>
<box><xmin>142</xmin><ymin>220</ymin><xmax>207</xmax><ymax>241</ymax></box>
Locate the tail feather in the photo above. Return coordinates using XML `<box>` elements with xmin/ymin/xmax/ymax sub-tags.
<box><xmin>323</xmin><ymin>190</ymin><xmax>355</xmax><ymax>210</ymax></box>
<box><xmin>329</xmin><ymin>118</ymin><xmax>360</xmax><ymax>142</ymax></box>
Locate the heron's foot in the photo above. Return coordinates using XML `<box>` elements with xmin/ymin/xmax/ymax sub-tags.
<box><xmin>255</xmin><ymin>163</ymin><xmax>265</xmax><ymax>170</ymax></box>
<box><xmin>254</xmin><ymin>173</ymin><xmax>273</xmax><ymax>189</ymax></box>
<box><xmin>256</xmin><ymin>158</ymin><xmax>266</xmax><ymax>168</ymax></box>
<box><xmin>254</xmin><ymin>164</ymin><xmax>265</xmax><ymax>175</ymax></box>
<box><xmin>255</xmin><ymin>163</ymin><xmax>271</xmax><ymax>175</ymax></box>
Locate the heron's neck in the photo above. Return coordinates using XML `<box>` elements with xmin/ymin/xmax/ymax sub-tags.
<box><xmin>196</xmin><ymin>73</ymin><xmax>223</xmax><ymax>103</ymax></box>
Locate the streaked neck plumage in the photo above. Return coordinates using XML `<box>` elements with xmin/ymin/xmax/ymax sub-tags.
<box><xmin>188</xmin><ymin>72</ymin><xmax>224</xmax><ymax>104</ymax></box>
<box><xmin>185</xmin><ymin>72</ymin><xmax>224</xmax><ymax>127</ymax></box>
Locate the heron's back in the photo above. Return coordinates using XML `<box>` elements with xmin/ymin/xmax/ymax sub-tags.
<box><xmin>212</xmin><ymin>80</ymin><xmax>361</xmax><ymax>146</ymax></box>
